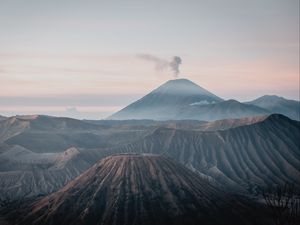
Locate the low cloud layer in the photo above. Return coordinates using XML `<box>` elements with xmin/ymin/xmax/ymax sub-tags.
<box><xmin>138</xmin><ymin>54</ymin><xmax>182</xmax><ymax>78</ymax></box>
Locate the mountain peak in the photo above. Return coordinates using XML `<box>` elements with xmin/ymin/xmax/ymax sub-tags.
<box><xmin>167</xmin><ymin>78</ymin><xmax>191</xmax><ymax>82</ymax></box>
<box><xmin>15</xmin><ymin>154</ymin><xmax>256</xmax><ymax>225</ymax></box>
<box><xmin>264</xmin><ymin>113</ymin><xmax>294</xmax><ymax>122</ymax></box>
<box><xmin>222</xmin><ymin>99</ymin><xmax>240</xmax><ymax>104</ymax></box>
<box><xmin>152</xmin><ymin>78</ymin><xmax>222</xmax><ymax>100</ymax></box>
<box><xmin>164</xmin><ymin>78</ymin><xmax>197</xmax><ymax>85</ymax></box>
<box><xmin>108</xmin><ymin>79</ymin><xmax>224</xmax><ymax>120</ymax></box>
<box><xmin>249</xmin><ymin>95</ymin><xmax>299</xmax><ymax>104</ymax></box>
<box><xmin>246</xmin><ymin>95</ymin><xmax>300</xmax><ymax>121</ymax></box>
<box><xmin>256</xmin><ymin>95</ymin><xmax>286</xmax><ymax>102</ymax></box>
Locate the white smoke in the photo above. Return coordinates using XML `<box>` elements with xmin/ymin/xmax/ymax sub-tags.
<box><xmin>138</xmin><ymin>54</ymin><xmax>182</xmax><ymax>78</ymax></box>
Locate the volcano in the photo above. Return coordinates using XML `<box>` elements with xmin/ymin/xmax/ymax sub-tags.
<box><xmin>11</xmin><ymin>154</ymin><xmax>264</xmax><ymax>225</ymax></box>
<box><xmin>109</xmin><ymin>79</ymin><xmax>223</xmax><ymax>120</ymax></box>
<box><xmin>108</xmin><ymin>79</ymin><xmax>269</xmax><ymax>121</ymax></box>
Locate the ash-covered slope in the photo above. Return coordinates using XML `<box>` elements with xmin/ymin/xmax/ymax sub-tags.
<box><xmin>0</xmin><ymin>115</ymin><xmax>153</xmax><ymax>153</ymax></box>
<box><xmin>0</xmin><ymin>115</ymin><xmax>34</xmax><ymax>142</ymax></box>
<box><xmin>12</xmin><ymin>155</ymin><xmax>262</xmax><ymax>225</ymax></box>
<box><xmin>109</xmin><ymin>79</ymin><xmax>270</xmax><ymax>121</ymax></box>
<box><xmin>0</xmin><ymin>144</ymin><xmax>94</xmax><ymax>205</ymax></box>
<box><xmin>110</xmin><ymin>114</ymin><xmax>300</xmax><ymax>192</ymax></box>
<box><xmin>1</xmin><ymin>114</ymin><xmax>298</xmax><ymax>204</ymax></box>
<box><xmin>0</xmin><ymin>115</ymin><xmax>157</xmax><ymax>204</ymax></box>
<box><xmin>0</xmin><ymin>115</ymin><xmax>276</xmax><ymax>204</ymax></box>
<box><xmin>246</xmin><ymin>95</ymin><xmax>300</xmax><ymax>120</ymax></box>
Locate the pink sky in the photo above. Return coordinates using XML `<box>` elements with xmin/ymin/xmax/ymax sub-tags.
<box><xmin>0</xmin><ymin>0</ymin><xmax>299</xmax><ymax>119</ymax></box>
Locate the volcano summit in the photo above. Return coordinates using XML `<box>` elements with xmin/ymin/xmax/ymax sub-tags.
<box><xmin>10</xmin><ymin>154</ymin><xmax>263</xmax><ymax>225</ymax></box>
<box><xmin>109</xmin><ymin>79</ymin><xmax>271</xmax><ymax>121</ymax></box>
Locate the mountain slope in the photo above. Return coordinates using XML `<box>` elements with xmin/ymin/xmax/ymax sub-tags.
<box><xmin>196</xmin><ymin>115</ymin><xmax>269</xmax><ymax>131</ymax></box>
<box><xmin>1</xmin><ymin>114</ymin><xmax>298</xmax><ymax>203</ymax></box>
<box><xmin>176</xmin><ymin>99</ymin><xmax>269</xmax><ymax>121</ymax></box>
<box><xmin>0</xmin><ymin>116</ymin><xmax>33</xmax><ymax>142</ymax></box>
<box><xmin>0</xmin><ymin>115</ymin><xmax>277</xmax><ymax>204</ymax></box>
<box><xmin>0</xmin><ymin>115</ymin><xmax>101</xmax><ymax>143</ymax></box>
<box><xmin>0</xmin><ymin>115</ymin><xmax>153</xmax><ymax>153</ymax></box>
<box><xmin>246</xmin><ymin>95</ymin><xmax>300</xmax><ymax>120</ymax></box>
<box><xmin>109</xmin><ymin>114</ymin><xmax>300</xmax><ymax>192</ymax></box>
<box><xmin>109</xmin><ymin>79</ymin><xmax>270</xmax><ymax>121</ymax></box>
<box><xmin>0</xmin><ymin>144</ymin><xmax>95</xmax><ymax>205</ymax></box>
<box><xmin>10</xmin><ymin>155</ymin><xmax>264</xmax><ymax>225</ymax></box>
<box><xmin>109</xmin><ymin>79</ymin><xmax>224</xmax><ymax>120</ymax></box>
<box><xmin>0</xmin><ymin>114</ymin><xmax>298</xmax><ymax>203</ymax></box>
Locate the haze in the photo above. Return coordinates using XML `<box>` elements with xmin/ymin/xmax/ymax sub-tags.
<box><xmin>0</xmin><ymin>0</ymin><xmax>299</xmax><ymax>119</ymax></box>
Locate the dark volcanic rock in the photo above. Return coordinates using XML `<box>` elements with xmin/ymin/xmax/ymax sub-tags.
<box><xmin>11</xmin><ymin>154</ymin><xmax>264</xmax><ymax>225</ymax></box>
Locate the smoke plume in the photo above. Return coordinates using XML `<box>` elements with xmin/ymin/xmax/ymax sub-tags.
<box><xmin>169</xmin><ymin>56</ymin><xmax>182</xmax><ymax>78</ymax></box>
<box><xmin>138</xmin><ymin>54</ymin><xmax>182</xmax><ymax>78</ymax></box>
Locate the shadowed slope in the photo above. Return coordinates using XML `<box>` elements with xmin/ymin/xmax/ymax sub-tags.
<box><xmin>13</xmin><ymin>155</ymin><xmax>264</xmax><ymax>225</ymax></box>
<box><xmin>0</xmin><ymin>144</ymin><xmax>93</xmax><ymax>205</ymax></box>
<box><xmin>110</xmin><ymin>115</ymin><xmax>300</xmax><ymax>192</ymax></box>
<box><xmin>0</xmin><ymin>114</ymin><xmax>298</xmax><ymax>204</ymax></box>
<box><xmin>0</xmin><ymin>114</ymin><xmax>279</xmax><ymax>204</ymax></box>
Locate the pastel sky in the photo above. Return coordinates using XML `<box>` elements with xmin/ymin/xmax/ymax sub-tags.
<box><xmin>0</xmin><ymin>0</ymin><xmax>299</xmax><ymax>119</ymax></box>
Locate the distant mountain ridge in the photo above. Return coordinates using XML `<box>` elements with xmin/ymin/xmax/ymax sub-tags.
<box><xmin>175</xmin><ymin>99</ymin><xmax>269</xmax><ymax>121</ymax></box>
<box><xmin>109</xmin><ymin>79</ymin><xmax>299</xmax><ymax>121</ymax></box>
<box><xmin>109</xmin><ymin>79</ymin><xmax>272</xmax><ymax>121</ymax></box>
<box><xmin>0</xmin><ymin>114</ymin><xmax>299</xmax><ymax>204</ymax></box>
<box><xmin>0</xmin><ymin>115</ymin><xmax>151</xmax><ymax>153</ymax></box>
<box><xmin>245</xmin><ymin>95</ymin><xmax>300</xmax><ymax>120</ymax></box>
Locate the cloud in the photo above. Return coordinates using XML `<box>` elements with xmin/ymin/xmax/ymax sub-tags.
<box><xmin>137</xmin><ymin>54</ymin><xmax>169</xmax><ymax>71</ymax></box>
